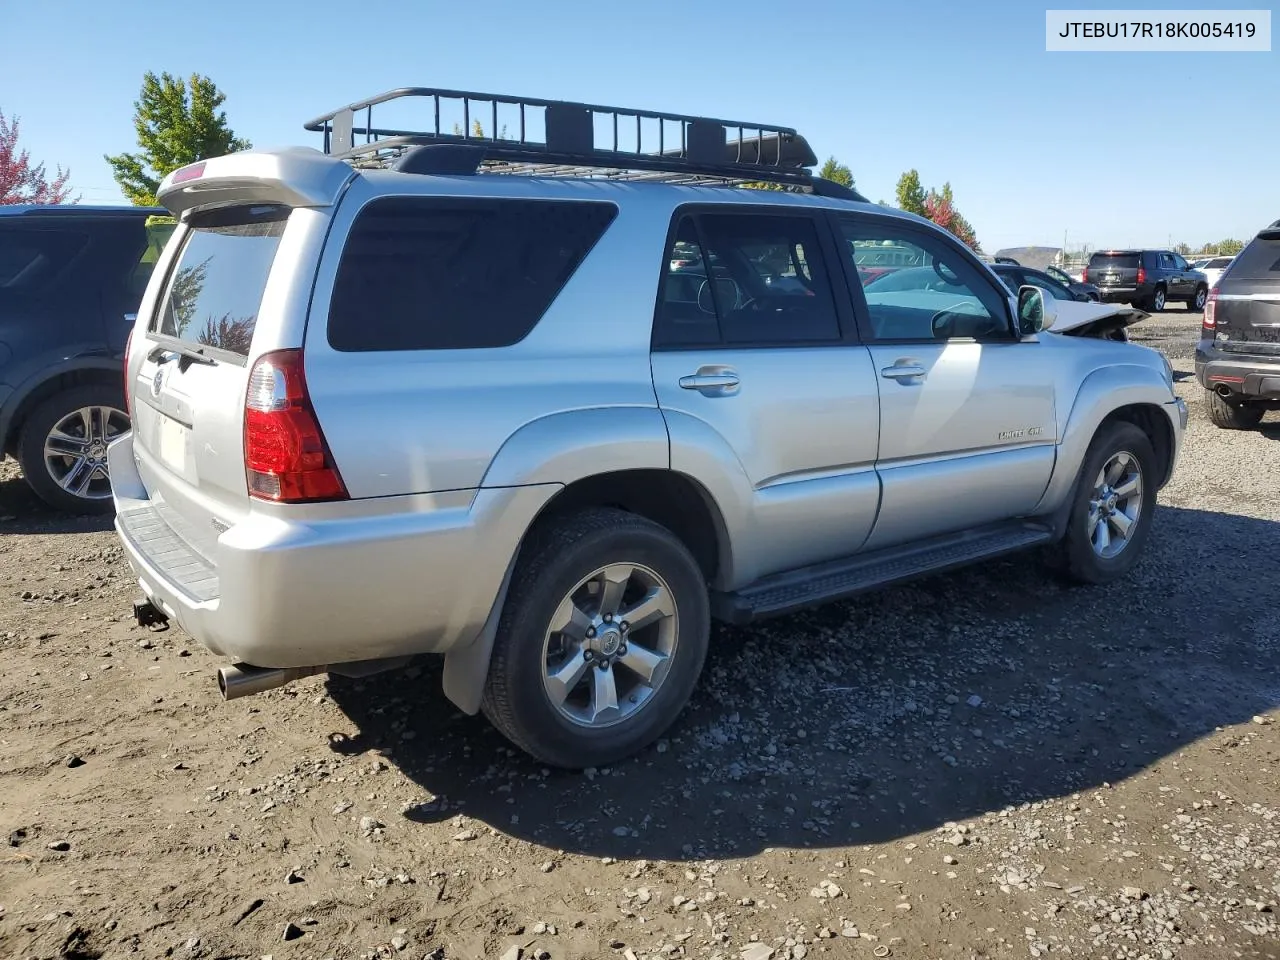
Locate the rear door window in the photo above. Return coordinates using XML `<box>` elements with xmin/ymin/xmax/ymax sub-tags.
<box><xmin>327</xmin><ymin>196</ymin><xmax>617</xmax><ymax>352</ymax></box>
<box><xmin>1089</xmin><ymin>253</ymin><xmax>1140</xmax><ymax>270</ymax></box>
<box><xmin>152</xmin><ymin>204</ymin><xmax>289</xmax><ymax>357</ymax></box>
<box><xmin>0</xmin><ymin>228</ymin><xmax>89</xmax><ymax>291</ymax></box>
<box><xmin>1227</xmin><ymin>239</ymin><xmax>1280</xmax><ymax>280</ymax></box>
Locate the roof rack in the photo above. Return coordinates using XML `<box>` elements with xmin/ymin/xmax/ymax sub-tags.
<box><xmin>302</xmin><ymin>87</ymin><xmax>866</xmax><ymax>201</ymax></box>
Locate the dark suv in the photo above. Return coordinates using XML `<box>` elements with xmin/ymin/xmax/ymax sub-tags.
<box><xmin>1195</xmin><ymin>221</ymin><xmax>1280</xmax><ymax>430</ymax></box>
<box><xmin>1</xmin><ymin>204</ymin><xmax>173</xmax><ymax>513</ymax></box>
<box><xmin>1085</xmin><ymin>249</ymin><xmax>1208</xmax><ymax>313</ymax></box>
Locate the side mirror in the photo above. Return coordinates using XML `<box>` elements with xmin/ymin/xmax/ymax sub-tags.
<box><xmin>1017</xmin><ymin>285</ymin><xmax>1052</xmax><ymax>335</ymax></box>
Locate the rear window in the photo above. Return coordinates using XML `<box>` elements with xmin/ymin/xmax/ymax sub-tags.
<box><xmin>0</xmin><ymin>227</ymin><xmax>89</xmax><ymax>290</ymax></box>
<box><xmin>327</xmin><ymin>196</ymin><xmax>617</xmax><ymax>352</ymax></box>
<box><xmin>1089</xmin><ymin>253</ymin><xmax>1140</xmax><ymax>270</ymax></box>
<box><xmin>1206</xmin><ymin>257</ymin><xmax>1233</xmax><ymax>269</ymax></box>
<box><xmin>1227</xmin><ymin>239</ymin><xmax>1280</xmax><ymax>280</ymax></box>
<box><xmin>152</xmin><ymin>204</ymin><xmax>288</xmax><ymax>357</ymax></box>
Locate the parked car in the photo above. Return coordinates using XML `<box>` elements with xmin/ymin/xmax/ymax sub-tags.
<box><xmin>1193</xmin><ymin>255</ymin><xmax>1235</xmax><ymax>290</ymax></box>
<box><xmin>993</xmin><ymin>257</ymin><xmax>1100</xmax><ymax>301</ymax></box>
<box><xmin>0</xmin><ymin>204</ymin><xmax>173</xmax><ymax>513</ymax></box>
<box><xmin>1195</xmin><ymin>221</ymin><xmax>1280</xmax><ymax>429</ymax></box>
<box><xmin>1084</xmin><ymin>249</ymin><xmax>1208</xmax><ymax>312</ymax></box>
<box><xmin>111</xmin><ymin>86</ymin><xmax>1187</xmax><ymax>769</ymax></box>
<box><xmin>988</xmin><ymin>263</ymin><xmax>1146</xmax><ymax>340</ymax></box>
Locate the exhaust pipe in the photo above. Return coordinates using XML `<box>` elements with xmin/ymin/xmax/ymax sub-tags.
<box><xmin>217</xmin><ymin>663</ymin><xmax>328</xmax><ymax>701</ymax></box>
<box><xmin>1215</xmin><ymin>383</ymin><xmax>1234</xmax><ymax>398</ymax></box>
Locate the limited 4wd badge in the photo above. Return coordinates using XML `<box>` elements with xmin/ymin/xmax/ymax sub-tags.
<box><xmin>998</xmin><ymin>426</ymin><xmax>1044</xmax><ymax>441</ymax></box>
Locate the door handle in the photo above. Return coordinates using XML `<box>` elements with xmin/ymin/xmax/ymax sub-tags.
<box><xmin>881</xmin><ymin>363</ymin><xmax>926</xmax><ymax>381</ymax></box>
<box><xmin>679</xmin><ymin>372</ymin><xmax>740</xmax><ymax>394</ymax></box>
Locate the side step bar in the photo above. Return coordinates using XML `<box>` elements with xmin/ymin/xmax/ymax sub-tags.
<box><xmin>711</xmin><ymin>521</ymin><xmax>1054</xmax><ymax>624</ymax></box>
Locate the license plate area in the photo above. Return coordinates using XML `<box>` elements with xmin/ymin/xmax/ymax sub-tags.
<box><xmin>156</xmin><ymin>416</ymin><xmax>191</xmax><ymax>473</ymax></box>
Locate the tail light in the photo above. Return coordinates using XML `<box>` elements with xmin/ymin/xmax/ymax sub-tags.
<box><xmin>123</xmin><ymin>328</ymin><xmax>133</xmax><ymax>417</ymax></box>
<box><xmin>1203</xmin><ymin>287</ymin><xmax>1218</xmax><ymax>331</ymax></box>
<box><xmin>243</xmin><ymin>349</ymin><xmax>347</xmax><ymax>503</ymax></box>
<box><xmin>1081</xmin><ymin>267</ymin><xmax>1088</xmax><ymax>283</ymax></box>
<box><xmin>1136</xmin><ymin>266</ymin><xmax>1146</xmax><ymax>285</ymax></box>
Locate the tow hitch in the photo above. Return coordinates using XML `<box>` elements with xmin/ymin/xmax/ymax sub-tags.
<box><xmin>133</xmin><ymin>596</ymin><xmax>169</xmax><ymax>630</ymax></box>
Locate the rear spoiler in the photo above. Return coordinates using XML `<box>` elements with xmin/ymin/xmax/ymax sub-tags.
<box><xmin>157</xmin><ymin>147</ymin><xmax>356</xmax><ymax>218</ymax></box>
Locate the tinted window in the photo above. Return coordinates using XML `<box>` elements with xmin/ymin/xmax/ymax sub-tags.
<box><xmin>1206</xmin><ymin>257</ymin><xmax>1233</xmax><ymax>269</ymax></box>
<box><xmin>152</xmin><ymin>205</ymin><xmax>287</xmax><ymax>357</ymax></box>
<box><xmin>327</xmin><ymin>196</ymin><xmax>616</xmax><ymax>352</ymax></box>
<box><xmin>1089</xmin><ymin>253</ymin><xmax>1140</xmax><ymax>270</ymax></box>
<box><xmin>1023</xmin><ymin>269</ymin><xmax>1075</xmax><ymax>301</ymax></box>
<box><xmin>0</xmin><ymin>227</ymin><xmax>89</xmax><ymax>290</ymax></box>
<box><xmin>653</xmin><ymin>212</ymin><xmax>843</xmax><ymax>347</ymax></box>
<box><xmin>840</xmin><ymin>220</ymin><xmax>1009</xmax><ymax>341</ymax></box>
<box><xmin>1228</xmin><ymin>238</ymin><xmax>1280</xmax><ymax>280</ymax></box>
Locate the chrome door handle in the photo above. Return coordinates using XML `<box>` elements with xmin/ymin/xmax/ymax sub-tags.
<box><xmin>679</xmin><ymin>373</ymin><xmax>740</xmax><ymax>391</ymax></box>
<box><xmin>881</xmin><ymin>364</ymin><xmax>926</xmax><ymax>380</ymax></box>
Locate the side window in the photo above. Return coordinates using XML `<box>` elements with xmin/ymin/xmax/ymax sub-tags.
<box><xmin>328</xmin><ymin>196</ymin><xmax>617</xmax><ymax>352</ymax></box>
<box><xmin>0</xmin><ymin>228</ymin><xmax>89</xmax><ymax>292</ymax></box>
<box><xmin>1159</xmin><ymin>252</ymin><xmax>1177</xmax><ymax>269</ymax></box>
<box><xmin>839</xmin><ymin>220</ymin><xmax>1010</xmax><ymax>342</ymax></box>
<box><xmin>654</xmin><ymin>211</ymin><xmax>843</xmax><ymax>348</ymax></box>
<box><xmin>1027</xmin><ymin>270</ymin><xmax>1073</xmax><ymax>301</ymax></box>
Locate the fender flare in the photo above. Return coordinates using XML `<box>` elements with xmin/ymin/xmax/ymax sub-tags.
<box><xmin>0</xmin><ymin>354</ymin><xmax>122</xmax><ymax>452</ymax></box>
<box><xmin>1035</xmin><ymin>362</ymin><xmax>1177</xmax><ymax>519</ymax></box>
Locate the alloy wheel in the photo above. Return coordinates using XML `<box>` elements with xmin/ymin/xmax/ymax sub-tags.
<box><xmin>1088</xmin><ymin>450</ymin><xmax>1144</xmax><ymax>559</ymax></box>
<box><xmin>42</xmin><ymin>405</ymin><xmax>128</xmax><ymax>500</ymax></box>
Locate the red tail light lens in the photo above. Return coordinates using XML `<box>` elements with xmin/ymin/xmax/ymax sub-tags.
<box><xmin>123</xmin><ymin>328</ymin><xmax>134</xmax><ymax>417</ymax></box>
<box><xmin>1203</xmin><ymin>287</ymin><xmax>1218</xmax><ymax>330</ymax></box>
<box><xmin>1136</xmin><ymin>266</ymin><xmax>1146</xmax><ymax>285</ymax></box>
<box><xmin>1081</xmin><ymin>267</ymin><xmax>1088</xmax><ymax>283</ymax></box>
<box><xmin>243</xmin><ymin>349</ymin><xmax>347</xmax><ymax>503</ymax></box>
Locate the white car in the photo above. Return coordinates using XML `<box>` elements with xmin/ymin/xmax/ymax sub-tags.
<box><xmin>1193</xmin><ymin>255</ymin><xmax>1234</xmax><ymax>289</ymax></box>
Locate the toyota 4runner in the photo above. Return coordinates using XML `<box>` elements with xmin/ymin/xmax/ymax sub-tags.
<box><xmin>111</xmin><ymin>87</ymin><xmax>1187</xmax><ymax>768</ymax></box>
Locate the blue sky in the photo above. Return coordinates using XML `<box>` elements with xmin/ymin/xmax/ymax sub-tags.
<box><xmin>2</xmin><ymin>0</ymin><xmax>1273</xmax><ymax>253</ymax></box>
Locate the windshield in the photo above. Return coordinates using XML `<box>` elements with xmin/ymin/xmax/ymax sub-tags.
<box><xmin>151</xmin><ymin>204</ymin><xmax>289</xmax><ymax>357</ymax></box>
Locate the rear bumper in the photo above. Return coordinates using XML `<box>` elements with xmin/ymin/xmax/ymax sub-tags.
<box><xmin>1097</xmin><ymin>285</ymin><xmax>1144</xmax><ymax>303</ymax></box>
<box><xmin>108</xmin><ymin>431</ymin><xmax>559</xmax><ymax>669</ymax></box>
<box><xmin>1194</xmin><ymin>344</ymin><xmax>1280</xmax><ymax>398</ymax></box>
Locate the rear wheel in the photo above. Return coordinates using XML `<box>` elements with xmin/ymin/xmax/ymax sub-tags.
<box><xmin>1055</xmin><ymin>421</ymin><xmax>1157</xmax><ymax>585</ymax></box>
<box><xmin>1205</xmin><ymin>388</ymin><xmax>1264</xmax><ymax>430</ymax></box>
<box><xmin>1188</xmin><ymin>285</ymin><xmax>1208</xmax><ymax>312</ymax></box>
<box><xmin>17</xmin><ymin>383</ymin><xmax>129</xmax><ymax>515</ymax></box>
<box><xmin>481</xmin><ymin>507</ymin><xmax>710</xmax><ymax>769</ymax></box>
<box><xmin>1149</xmin><ymin>285</ymin><xmax>1167</xmax><ymax>312</ymax></box>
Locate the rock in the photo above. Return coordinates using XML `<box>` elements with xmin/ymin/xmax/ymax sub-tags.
<box><xmin>452</xmin><ymin>829</ymin><xmax>477</xmax><ymax>842</ymax></box>
<box><xmin>500</xmin><ymin>946</ymin><xmax>523</xmax><ymax>960</ymax></box>
<box><xmin>943</xmin><ymin>855</ymin><xmax>958</xmax><ymax>865</ymax></box>
<box><xmin>895</xmin><ymin>901</ymin><xmax>912</xmax><ymax>911</ymax></box>
<box><xmin>281</xmin><ymin>922</ymin><xmax>303</xmax><ymax>941</ymax></box>
<box><xmin>635</xmin><ymin>887</ymin><xmax>652</xmax><ymax>904</ymax></box>
<box><xmin>359</xmin><ymin>816</ymin><xmax>383</xmax><ymax>835</ymax></box>
<box><xmin>390</xmin><ymin>935</ymin><xmax>408</xmax><ymax>951</ymax></box>
<box><xmin>740</xmin><ymin>944</ymin><xmax>775</xmax><ymax>960</ymax></box>
<box><xmin>612</xmin><ymin>825</ymin><xmax>630</xmax><ymax>837</ymax></box>
<box><xmin>285</xmin><ymin>868</ymin><xmax>303</xmax><ymax>884</ymax></box>
<box><xmin>47</xmin><ymin>839</ymin><xmax>71</xmax><ymax>851</ymax></box>
<box><xmin>1121</xmin><ymin>886</ymin><xmax>1147</xmax><ymax>901</ymax></box>
<box><xmin>966</xmin><ymin>694</ymin><xmax>983</xmax><ymax>707</ymax></box>
<box><xmin>65</xmin><ymin>755</ymin><xmax>85</xmax><ymax>768</ymax></box>
<box><xmin>841</xmin><ymin>925</ymin><xmax>859</xmax><ymax>938</ymax></box>
<box><xmin>532</xmin><ymin>922</ymin><xmax>547</xmax><ymax>935</ymax></box>
<box><xmin>332</xmin><ymin>800</ymin><xmax>352</xmax><ymax>815</ymax></box>
<box><xmin>138</xmin><ymin>638</ymin><xmax>154</xmax><ymax>649</ymax></box>
<box><xmin>8</xmin><ymin>828</ymin><xmax>27</xmax><ymax>847</ymax></box>
<box><xmin>539</xmin><ymin>860</ymin><xmax>555</xmax><ymax>873</ymax></box>
<box><xmin>809</xmin><ymin>880</ymin><xmax>842</xmax><ymax>899</ymax></box>
<box><xmin>945</xmin><ymin>833</ymin><xmax>967</xmax><ymax>846</ymax></box>
<box><xmin>792</xmin><ymin>946</ymin><xmax>808</xmax><ymax>960</ymax></box>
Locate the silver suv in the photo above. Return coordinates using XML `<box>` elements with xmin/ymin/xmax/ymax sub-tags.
<box><xmin>111</xmin><ymin>87</ymin><xmax>1187</xmax><ymax>769</ymax></box>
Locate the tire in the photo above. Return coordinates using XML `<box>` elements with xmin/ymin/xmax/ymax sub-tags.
<box><xmin>481</xmin><ymin>506</ymin><xmax>711</xmax><ymax>769</ymax></box>
<box><xmin>1149</xmin><ymin>285</ymin><xmax>1167</xmax><ymax>312</ymax></box>
<box><xmin>1205</xmin><ymin>388</ymin><xmax>1264</xmax><ymax>430</ymax></box>
<box><xmin>16</xmin><ymin>383</ymin><xmax>129</xmax><ymax>515</ymax></box>
<box><xmin>1055</xmin><ymin>421</ymin><xmax>1158</xmax><ymax>586</ymax></box>
<box><xmin>1188</xmin><ymin>285</ymin><xmax>1208</xmax><ymax>312</ymax></box>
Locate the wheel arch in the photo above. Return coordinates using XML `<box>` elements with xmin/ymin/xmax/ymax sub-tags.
<box><xmin>1</xmin><ymin>358</ymin><xmax>123</xmax><ymax>457</ymax></box>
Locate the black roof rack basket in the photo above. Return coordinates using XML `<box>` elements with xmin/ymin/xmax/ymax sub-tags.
<box><xmin>302</xmin><ymin>87</ymin><xmax>865</xmax><ymax>200</ymax></box>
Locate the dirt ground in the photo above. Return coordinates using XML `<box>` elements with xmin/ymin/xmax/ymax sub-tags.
<box><xmin>1</xmin><ymin>307</ymin><xmax>1278</xmax><ymax>960</ymax></box>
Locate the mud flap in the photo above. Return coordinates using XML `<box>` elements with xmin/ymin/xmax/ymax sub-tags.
<box><xmin>441</xmin><ymin>554</ymin><xmax>519</xmax><ymax>715</ymax></box>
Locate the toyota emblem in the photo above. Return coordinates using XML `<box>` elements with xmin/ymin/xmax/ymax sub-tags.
<box><xmin>151</xmin><ymin>366</ymin><xmax>166</xmax><ymax>398</ymax></box>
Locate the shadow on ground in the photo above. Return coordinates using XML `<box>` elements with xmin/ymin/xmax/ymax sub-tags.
<box><xmin>325</xmin><ymin>505</ymin><xmax>1280</xmax><ymax>862</ymax></box>
<box><xmin>0</xmin><ymin>466</ymin><xmax>114</xmax><ymax>536</ymax></box>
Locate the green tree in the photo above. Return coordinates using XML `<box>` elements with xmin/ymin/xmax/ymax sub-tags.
<box><xmin>817</xmin><ymin>156</ymin><xmax>854</xmax><ymax>189</ymax></box>
<box><xmin>106</xmin><ymin>72</ymin><xmax>250</xmax><ymax>206</ymax></box>
<box><xmin>895</xmin><ymin>169</ymin><xmax>926</xmax><ymax>215</ymax></box>
<box><xmin>1215</xmin><ymin>238</ymin><xmax>1244</xmax><ymax>256</ymax></box>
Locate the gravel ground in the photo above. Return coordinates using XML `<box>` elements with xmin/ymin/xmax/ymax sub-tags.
<box><xmin>1</xmin><ymin>306</ymin><xmax>1277</xmax><ymax>960</ymax></box>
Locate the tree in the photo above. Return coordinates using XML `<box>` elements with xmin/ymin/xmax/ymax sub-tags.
<box><xmin>1174</xmin><ymin>241</ymin><xmax>1192</xmax><ymax>255</ymax></box>
<box><xmin>894</xmin><ymin>169</ymin><xmax>926</xmax><ymax>216</ymax></box>
<box><xmin>817</xmin><ymin>156</ymin><xmax>854</xmax><ymax>189</ymax></box>
<box><xmin>0</xmin><ymin>109</ymin><xmax>73</xmax><ymax>205</ymax></box>
<box><xmin>1215</xmin><ymin>238</ymin><xmax>1244</xmax><ymax>256</ymax></box>
<box><xmin>106</xmin><ymin>72</ymin><xmax>250</xmax><ymax>206</ymax></box>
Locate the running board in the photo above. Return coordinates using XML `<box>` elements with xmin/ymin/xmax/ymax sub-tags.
<box><xmin>711</xmin><ymin>521</ymin><xmax>1054</xmax><ymax>624</ymax></box>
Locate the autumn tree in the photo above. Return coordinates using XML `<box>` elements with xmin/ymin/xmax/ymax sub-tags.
<box><xmin>0</xmin><ymin>109</ymin><xmax>73</xmax><ymax>205</ymax></box>
<box><xmin>894</xmin><ymin>170</ymin><xmax>980</xmax><ymax>250</ymax></box>
<box><xmin>106</xmin><ymin>72</ymin><xmax>250</xmax><ymax>206</ymax></box>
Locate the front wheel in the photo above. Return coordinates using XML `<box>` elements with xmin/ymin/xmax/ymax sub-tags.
<box><xmin>1205</xmin><ymin>389</ymin><xmax>1264</xmax><ymax>430</ymax></box>
<box><xmin>481</xmin><ymin>507</ymin><xmax>710</xmax><ymax>769</ymax></box>
<box><xmin>1055</xmin><ymin>421</ymin><xmax>1158</xmax><ymax>585</ymax></box>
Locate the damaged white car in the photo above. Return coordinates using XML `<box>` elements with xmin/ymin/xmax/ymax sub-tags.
<box><xmin>988</xmin><ymin>262</ymin><xmax>1148</xmax><ymax>341</ymax></box>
